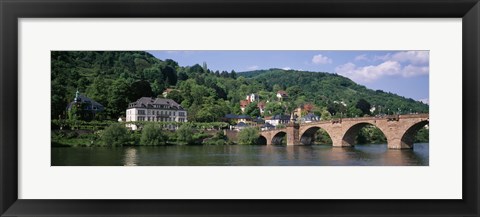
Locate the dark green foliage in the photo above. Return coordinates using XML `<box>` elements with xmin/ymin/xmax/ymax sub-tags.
<box><xmin>140</xmin><ymin>124</ymin><xmax>167</xmax><ymax>146</ymax></box>
<box><xmin>238</xmin><ymin>69</ymin><xmax>428</xmax><ymax>117</ymax></box>
<box><xmin>355</xmin><ymin>99</ymin><xmax>371</xmax><ymax>116</ymax></box>
<box><xmin>176</xmin><ymin>124</ymin><xmax>194</xmax><ymax>144</ymax></box>
<box><xmin>415</xmin><ymin>127</ymin><xmax>429</xmax><ymax>143</ymax></box>
<box><xmin>244</xmin><ymin>102</ymin><xmax>260</xmax><ymax>117</ymax></box>
<box><xmin>356</xmin><ymin>126</ymin><xmax>387</xmax><ymax>144</ymax></box>
<box><xmin>315</xmin><ymin>129</ymin><xmax>333</xmax><ymax>144</ymax></box>
<box><xmin>52</xmin><ymin>51</ymin><xmax>428</xmax><ymax>126</ymax></box>
<box><xmin>129</xmin><ymin>80</ymin><xmax>154</xmax><ymax>101</ymax></box>
<box><xmin>237</xmin><ymin>127</ymin><xmax>261</xmax><ymax>145</ymax></box>
<box><xmin>101</xmin><ymin>124</ymin><xmax>129</xmax><ymax>146</ymax></box>
<box><xmin>264</xmin><ymin>102</ymin><xmax>284</xmax><ymax>116</ymax></box>
<box><xmin>52</xmin><ymin>51</ymin><xmax>172</xmax><ymax>120</ymax></box>
<box><xmin>206</xmin><ymin>131</ymin><xmax>228</xmax><ymax>145</ymax></box>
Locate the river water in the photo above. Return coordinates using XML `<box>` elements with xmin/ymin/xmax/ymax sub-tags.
<box><xmin>51</xmin><ymin>143</ymin><xmax>428</xmax><ymax>166</ymax></box>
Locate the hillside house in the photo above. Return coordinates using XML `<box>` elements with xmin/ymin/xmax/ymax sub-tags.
<box><xmin>276</xmin><ymin>90</ymin><xmax>288</xmax><ymax>100</ymax></box>
<box><xmin>265</xmin><ymin>114</ymin><xmax>291</xmax><ymax>126</ymax></box>
<box><xmin>66</xmin><ymin>90</ymin><xmax>104</xmax><ymax>120</ymax></box>
<box><xmin>126</xmin><ymin>97</ymin><xmax>187</xmax><ymax>130</ymax></box>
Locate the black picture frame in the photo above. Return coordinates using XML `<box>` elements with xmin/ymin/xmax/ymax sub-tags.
<box><xmin>1</xmin><ymin>0</ymin><xmax>479</xmax><ymax>216</ymax></box>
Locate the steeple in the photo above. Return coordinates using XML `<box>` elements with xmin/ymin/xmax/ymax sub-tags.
<box><xmin>74</xmin><ymin>89</ymin><xmax>80</xmax><ymax>103</ymax></box>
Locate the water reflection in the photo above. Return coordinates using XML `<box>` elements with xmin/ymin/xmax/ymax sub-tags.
<box><xmin>123</xmin><ymin>147</ymin><xmax>138</xmax><ymax>166</ymax></box>
<box><xmin>52</xmin><ymin>143</ymin><xmax>429</xmax><ymax>166</ymax></box>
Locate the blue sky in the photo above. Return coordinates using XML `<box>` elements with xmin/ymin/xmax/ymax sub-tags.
<box><xmin>148</xmin><ymin>50</ymin><xmax>429</xmax><ymax>103</ymax></box>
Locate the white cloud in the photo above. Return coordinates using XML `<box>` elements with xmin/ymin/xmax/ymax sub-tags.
<box><xmin>375</xmin><ymin>51</ymin><xmax>429</xmax><ymax>65</ymax></box>
<box><xmin>354</xmin><ymin>54</ymin><xmax>369</xmax><ymax>62</ymax></box>
<box><xmin>312</xmin><ymin>54</ymin><xmax>332</xmax><ymax>64</ymax></box>
<box><xmin>247</xmin><ymin>65</ymin><xmax>259</xmax><ymax>70</ymax></box>
<box><xmin>335</xmin><ymin>61</ymin><xmax>429</xmax><ymax>83</ymax></box>
<box><xmin>338</xmin><ymin>51</ymin><xmax>429</xmax><ymax>83</ymax></box>
<box><xmin>402</xmin><ymin>64</ymin><xmax>429</xmax><ymax>77</ymax></box>
<box><xmin>282</xmin><ymin>67</ymin><xmax>292</xmax><ymax>70</ymax></box>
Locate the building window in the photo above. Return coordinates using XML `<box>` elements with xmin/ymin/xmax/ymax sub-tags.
<box><xmin>138</xmin><ymin>110</ymin><xmax>145</xmax><ymax>115</ymax></box>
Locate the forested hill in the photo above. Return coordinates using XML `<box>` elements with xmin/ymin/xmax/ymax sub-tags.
<box><xmin>51</xmin><ymin>51</ymin><xmax>428</xmax><ymax>122</ymax></box>
<box><xmin>238</xmin><ymin>69</ymin><xmax>428</xmax><ymax>115</ymax></box>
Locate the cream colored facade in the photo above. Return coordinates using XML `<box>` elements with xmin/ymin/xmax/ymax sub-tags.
<box><xmin>126</xmin><ymin>108</ymin><xmax>187</xmax><ymax>122</ymax></box>
<box><xmin>126</xmin><ymin>97</ymin><xmax>187</xmax><ymax>124</ymax></box>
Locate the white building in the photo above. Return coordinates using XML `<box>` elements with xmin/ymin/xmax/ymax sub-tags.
<box><xmin>276</xmin><ymin>90</ymin><xmax>288</xmax><ymax>100</ymax></box>
<box><xmin>126</xmin><ymin>97</ymin><xmax>187</xmax><ymax>125</ymax></box>
<box><xmin>246</xmin><ymin>93</ymin><xmax>259</xmax><ymax>102</ymax></box>
<box><xmin>265</xmin><ymin>114</ymin><xmax>290</xmax><ymax>127</ymax></box>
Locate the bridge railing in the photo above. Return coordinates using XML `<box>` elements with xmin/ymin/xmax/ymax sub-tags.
<box><xmin>259</xmin><ymin>114</ymin><xmax>429</xmax><ymax>132</ymax></box>
<box><xmin>295</xmin><ymin>113</ymin><xmax>428</xmax><ymax>126</ymax></box>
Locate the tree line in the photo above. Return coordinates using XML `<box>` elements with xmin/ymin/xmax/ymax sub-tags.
<box><xmin>52</xmin><ymin>51</ymin><xmax>429</xmax><ymax>123</ymax></box>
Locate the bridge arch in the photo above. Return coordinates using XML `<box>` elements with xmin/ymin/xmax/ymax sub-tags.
<box><xmin>257</xmin><ymin>135</ymin><xmax>268</xmax><ymax>145</ymax></box>
<box><xmin>300</xmin><ymin>126</ymin><xmax>333</xmax><ymax>145</ymax></box>
<box><xmin>341</xmin><ymin>122</ymin><xmax>387</xmax><ymax>147</ymax></box>
<box><xmin>398</xmin><ymin>120</ymin><xmax>429</xmax><ymax>149</ymax></box>
<box><xmin>271</xmin><ymin>131</ymin><xmax>287</xmax><ymax>145</ymax></box>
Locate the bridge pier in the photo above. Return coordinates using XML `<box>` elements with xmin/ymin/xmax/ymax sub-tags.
<box><xmin>286</xmin><ymin>123</ymin><xmax>300</xmax><ymax>146</ymax></box>
<box><xmin>332</xmin><ymin>139</ymin><xmax>353</xmax><ymax>147</ymax></box>
<box><xmin>387</xmin><ymin>138</ymin><xmax>414</xmax><ymax>149</ymax></box>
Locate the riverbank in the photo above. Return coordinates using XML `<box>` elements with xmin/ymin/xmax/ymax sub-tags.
<box><xmin>51</xmin><ymin>120</ymin><xmax>429</xmax><ymax>147</ymax></box>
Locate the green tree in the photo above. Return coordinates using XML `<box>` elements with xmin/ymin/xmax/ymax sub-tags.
<box><xmin>162</xmin><ymin>65</ymin><xmax>178</xmax><ymax>85</ymax></box>
<box><xmin>237</xmin><ymin>127</ymin><xmax>260</xmax><ymax>145</ymax></box>
<box><xmin>244</xmin><ymin>102</ymin><xmax>260</xmax><ymax>117</ymax></box>
<box><xmin>151</xmin><ymin>80</ymin><xmax>166</xmax><ymax>97</ymax></box>
<box><xmin>176</xmin><ymin>124</ymin><xmax>194</xmax><ymax>144</ymax></box>
<box><xmin>108</xmin><ymin>77</ymin><xmax>130</xmax><ymax>118</ymax></box>
<box><xmin>264</xmin><ymin>102</ymin><xmax>284</xmax><ymax>116</ymax></box>
<box><xmin>140</xmin><ymin>124</ymin><xmax>167</xmax><ymax>146</ymax></box>
<box><xmin>166</xmin><ymin>90</ymin><xmax>183</xmax><ymax>102</ymax></box>
<box><xmin>67</xmin><ymin>103</ymin><xmax>80</xmax><ymax>121</ymax></box>
<box><xmin>347</xmin><ymin>106</ymin><xmax>363</xmax><ymax>118</ymax></box>
<box><xmin>286</xmin><ymin>85</ymin><xmax>302</xmax><ymax>99</ymax></box>
<box><xmin>320</xmin><ymin>109</ymin><xmax>332</xmax><ymax>120</ymax></box>
<box><xmin>356</xmin><ymin>99</ymin><xmax>371</xmax><ymax>116</ymax></box>
<box><xmin>101</xmin><ymin>124</ymin><xmax>129</xmax><ymax>146</ymax></box>
<box><xmin>129</xmin><ymin>80</ymin><xmax>153</xmax><ymax>101</ymax></box>
<box><xmin>86</xmin><ymin>76</ymin><xmax>110</xmax><ymax>108</ymax></box>
<box><xmin>415</xmin><ymin>127</ymin><xmax>429</xmax><ymax>142</ymax></box>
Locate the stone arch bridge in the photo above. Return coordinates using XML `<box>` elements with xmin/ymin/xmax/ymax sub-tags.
<box><xmin>259</xmin><ymin>114</ymin><xmax>429</xmax><ymax>149</ymax></box>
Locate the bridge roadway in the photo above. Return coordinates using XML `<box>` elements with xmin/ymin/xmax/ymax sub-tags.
<box><xmin>259</xmin><ymin>114</ymin><xmax>429</xmax><ymax>149</ymax></box>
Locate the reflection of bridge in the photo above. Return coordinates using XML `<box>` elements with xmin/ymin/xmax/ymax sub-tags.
<box><xmin>259</xmin><ymin>114</ymin><xmax>429</xmax><ymax>149</ymax></box>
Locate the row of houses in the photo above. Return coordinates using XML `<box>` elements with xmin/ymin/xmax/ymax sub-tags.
<box><xmin>239</xmin><ymin>91</ymin><xmax>289</xmax><ymax>114</ymax></box>
<box><xmin>223</xmin><ymin>112</ymin><xmax>320</xmax><ymax>131</ymax></box>
<box><xmin>68</xmin><ymin>91</ymin><xmax>319</xmax><ymax>132</ymax></box>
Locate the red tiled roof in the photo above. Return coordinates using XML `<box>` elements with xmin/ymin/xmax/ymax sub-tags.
<box><xmin>277</xmin><ymin>90</ymin><xmax>288</xmax><ymax>96</ymax></box>
<box><xmin>257</xmin><ymin>101</ymin><xmax>266</xmax><ymax>108</ymax></box>
<box><xmin>303</xmin><ymin>103</ymin><xmax>314</xmax><ymax>112</ymax></box>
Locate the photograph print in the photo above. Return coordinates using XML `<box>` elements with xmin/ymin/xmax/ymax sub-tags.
<box><xmin>51</xmin><ymin>50</ymin><xmax>429</xmax><ymax>166</ymax></box>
